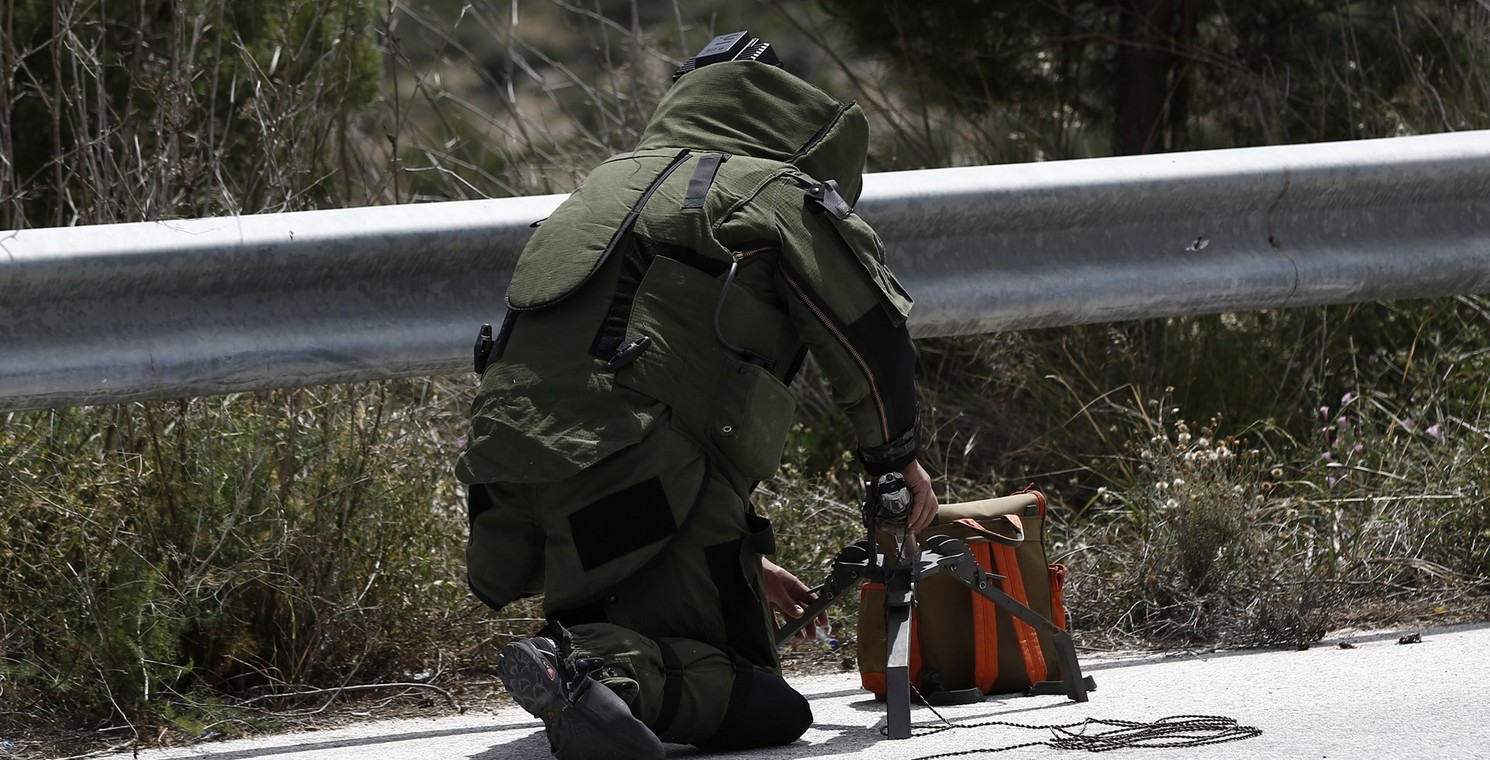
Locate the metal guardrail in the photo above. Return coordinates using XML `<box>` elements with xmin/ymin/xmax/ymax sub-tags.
<box><xmin>3</xmin><ymin>131</ymin><xmax>1489</xmax><ymax>412</ymax></box>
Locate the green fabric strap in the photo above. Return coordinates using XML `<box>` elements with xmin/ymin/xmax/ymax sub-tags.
<box><xmin>683</xmin><ymin>153</ymin><xmax>729</xmax><ymax>209</ymax></box>
<box><xmin>653</xmin><ymin>639</ymin><xmax>687</xmax><ymax>735</ymax></box>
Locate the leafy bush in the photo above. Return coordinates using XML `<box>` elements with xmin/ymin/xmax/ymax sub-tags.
<box><xmin>0</xmin><ymin>383</ymin><xmax>482</xmax><ymax>740</ymax></box>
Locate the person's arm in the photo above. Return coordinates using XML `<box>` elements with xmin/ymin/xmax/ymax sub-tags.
<box><xmin>774</xmin><ymin>255</ymin><xmax>917</xmax><ymax>461</ymax></box>
<box><xmin>773</xmin><ymin>208</ymin><xmax>939</xmax><ymax>524</ymax></box>
<box><xmin>714</xmin><ymin>178</ymin><xmax>940</xmax><ymax>519</ymax></box>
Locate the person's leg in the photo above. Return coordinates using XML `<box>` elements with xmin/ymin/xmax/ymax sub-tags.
<box><xmin>466</xmin><ymin>481</ymin><xmax>543</xmax><ymax>611</ymax></box>
<box><xmin>694</xmin><ymin>660</ymin><xmax>815</xmax><ymax>751</ymax></box>
<box><xmin>565</xmin><ymin>622</ymin><xmax>812</xmax><ymax>749</ymax></box>
<box><xmin>497</xmin><ymin>620</ymin><xmax>664</xmax><ymax>760</ymax></box>
<box><xmin>552</xmin><ymin>445</ymin><xmax>811</xmax><ymax>747</ymax></box>
<box><xmin>501</xmin><ymin>428</ymin><xmax>812</xmax><ymax>749</ymax></box>
<box><xmin>583</xmin><ymin>445</ymin><xmax>779</xmax><ymax>668</ymax></box>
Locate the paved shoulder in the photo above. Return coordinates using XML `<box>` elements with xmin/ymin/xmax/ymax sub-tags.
<box><xmin>95</xmin><ymin>623</ymin><xmax>1490</xmax><ymax>760</ymax></box>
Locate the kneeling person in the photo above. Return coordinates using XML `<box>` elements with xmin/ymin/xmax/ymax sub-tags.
<box><xmin>457</xmin><ymin>31</ymin><xmax>939</xmax><ymax>759</ymax></box>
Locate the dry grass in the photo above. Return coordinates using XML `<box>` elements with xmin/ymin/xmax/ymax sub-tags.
<box><xmin>2</xmin><ymin>2</ymin><xmax>1488</xmax><ymax>756</ymax></box>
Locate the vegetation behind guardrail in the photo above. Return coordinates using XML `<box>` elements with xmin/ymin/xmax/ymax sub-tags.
<box><xmin>2</xmin><ymin>1</ymin><xmax>1487</xmax><ymax>754</ymax></box>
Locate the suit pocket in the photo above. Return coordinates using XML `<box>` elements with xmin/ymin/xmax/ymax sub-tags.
<box><xmin>706</xmin><ymin>356</ymin><xmax>796</xmax><ymax>481</ymax></box>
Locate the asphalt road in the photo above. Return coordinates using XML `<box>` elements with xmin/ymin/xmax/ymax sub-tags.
<box><xmin>92</xmin><ymin>623</ymin><xmax>1490</xmax><ymax>760</ymax></box>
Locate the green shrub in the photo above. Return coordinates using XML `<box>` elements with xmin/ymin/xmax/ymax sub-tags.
<box><xmin>0</xmin><ymin>381</ymin><xmax>480</xmax><ymax>737</ymax></box>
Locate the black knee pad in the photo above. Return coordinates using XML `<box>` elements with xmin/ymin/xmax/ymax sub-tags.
<box><xmin>696</xmin><ymin>667</ymin><xmax>812</xmax><ymax>750</ymax></box>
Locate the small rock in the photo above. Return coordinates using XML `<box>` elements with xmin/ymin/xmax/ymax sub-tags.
<box><xmin>1398</xmin><ymin>633</ymin><xmax>1423</xmax><ymax>645</ymax></box>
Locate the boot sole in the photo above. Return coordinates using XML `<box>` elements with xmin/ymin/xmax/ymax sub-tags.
<box><xmin>497</xmin><ymin>640</ymin><xmax>564</xmax><ymax>722</ymax></box>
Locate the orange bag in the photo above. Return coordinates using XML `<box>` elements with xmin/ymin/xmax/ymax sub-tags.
<box><xmin>857</xmin><ymin>489</ymin><xmax>1069</xmax><ymax>701</ymax></box>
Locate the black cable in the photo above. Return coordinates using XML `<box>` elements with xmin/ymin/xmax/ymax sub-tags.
<box><xmin>887</xmin><ymin>714</ymin><xmax>1262</xmax><ymax>758</ymax></box>
<box><xmin>713</xmin><ymin>260</ymin><xmax>775</xmax><ymax>370</ymax></box>
<box><xmin>884</xmin><ymin>684</ymin><xmax>1261</xmax><ymax>758</ymax></box>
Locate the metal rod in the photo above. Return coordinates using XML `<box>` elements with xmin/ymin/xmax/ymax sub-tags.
<box><xmin>3</xmin><ymin>131</ymin><xmax>1488</xmax><ymax>411</ymax></box>
<box><xmin>883</xmin><ymin>567</ymin><xmax>915</xmax><ymax>739</ymax></box>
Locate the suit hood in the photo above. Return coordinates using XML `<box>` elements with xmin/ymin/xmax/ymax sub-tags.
<box><xmin>635</xmin><ymin>62</ymin><xmax>870</xmax><ymax>203</ymax></box>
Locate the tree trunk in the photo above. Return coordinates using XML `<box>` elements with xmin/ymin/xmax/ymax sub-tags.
<box><xmin>1112</xmin><ymin>0</ymin><xmax>1196</xmax><ymax>155</ymax></box>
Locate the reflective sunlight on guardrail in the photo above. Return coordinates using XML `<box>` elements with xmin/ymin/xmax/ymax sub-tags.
<box><xmin>3</xmin><ymin>131</ymin><xmax>1488</xmax><ymax>411</ymax></box>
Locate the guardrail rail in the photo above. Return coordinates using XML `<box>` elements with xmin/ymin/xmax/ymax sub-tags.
<box><xmin>3</xmin><ymin>131</ymin><xmax>1488</xmax><ymax>412</ymax></box>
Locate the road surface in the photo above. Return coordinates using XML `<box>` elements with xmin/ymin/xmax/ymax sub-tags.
<box><xmin>91</xmin><ymin>623</ymin><xmax>1490</xmax><ymax>759</ymax></box>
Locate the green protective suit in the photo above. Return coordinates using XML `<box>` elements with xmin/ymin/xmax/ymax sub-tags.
<box><xmin>457</xmin><ymin>61</ymin><xmax>922</xmax><ymax>748</ymax></box>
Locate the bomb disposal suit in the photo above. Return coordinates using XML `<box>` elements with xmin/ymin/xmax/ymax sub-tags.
<box><xmin>458</xmin><ymin>59</ymin><xmax>923</xmax><ymax>751</ymax></box>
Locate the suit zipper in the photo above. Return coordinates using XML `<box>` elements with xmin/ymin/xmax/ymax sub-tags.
<box><xmin>780</xmin><ymin>270</ymin><xmax>890</xmax><ymax>439</ymax></box>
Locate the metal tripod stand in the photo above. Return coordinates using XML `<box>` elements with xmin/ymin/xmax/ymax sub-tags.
<box><xmin>774</xmin><ymin>474</ymin><xmax>1095</xmax><ymax>739</ymax></box>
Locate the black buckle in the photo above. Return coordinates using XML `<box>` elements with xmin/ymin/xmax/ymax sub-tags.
<box><xmin>606</xmin><ymin>336</ymin><xmax>652</xmax><ymax>370</ymax></box>
<box><xmin>473</xmin><ymin>323</ymin><xmax>495</xmax><ymax>374</ymax></box>
<box><xmin>805</xmin><ymin>180</ymin><xmax>852</xmax><ymax>220</ymax></box>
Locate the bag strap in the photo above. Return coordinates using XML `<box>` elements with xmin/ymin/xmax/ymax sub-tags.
<box><xmin>945</xmin><ymin>515</ymin><xmax>1024</xmax><ymax>547</ymax></box>
<box><xmin>992</xmin><ymin>542</ymin><xmax>1050</xmax><ymax>688</ymax></box>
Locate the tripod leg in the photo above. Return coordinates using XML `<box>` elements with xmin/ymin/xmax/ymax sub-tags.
<box><xmin>773</xmin><ymin>540</ymin><xmax>872</xmax><ymax>647</ymax></box>
<box><xmin>773</xmin><ymin>591</ymin><xmax>837</xmax><ymax>646</ymax></box>
<box><xmin>883</xmin><ymin>566</ymin><xmax>914</xmax><ymax>739</ymax></box>
<box><xmin>973</xmin><ymin>583</ymin><xmax>1091</xmax><ymax>702</ymax></box>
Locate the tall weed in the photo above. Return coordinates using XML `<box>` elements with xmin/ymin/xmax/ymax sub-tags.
<box><xmin>0</xmin><ymin>382</ymin><xmax>483</xmax><ymax>740</ymax></box>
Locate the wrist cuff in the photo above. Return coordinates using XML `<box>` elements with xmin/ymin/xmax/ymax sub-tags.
<box><xmin>857</xmin><ymin>418</ymin><xmax>920</xmax><ymax>476</ymax></box>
